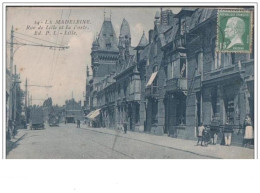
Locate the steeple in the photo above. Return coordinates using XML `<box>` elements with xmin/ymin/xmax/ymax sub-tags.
<box><xmin>135</xmin><ymin>31</ymin><xmax>148</xmax><ymax>50</ymax></box>
<box><xmin>118</xmin><ymin>18</ymin><xmax>131</xmax><ymax>69</ymax></box>
<box><xmin>120</xmin><ymin>18</ymin><xmax>131</xmax><ymax>40</ymax></box>
<box><xmin>94</xmin><ymin>16</ymin><xmax>118</xmax><ymax>51</ymax></box>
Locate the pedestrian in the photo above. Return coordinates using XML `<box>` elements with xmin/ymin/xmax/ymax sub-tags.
<box><xmin>76</xmin><ymin>119</ymin><xmax>80</xmax><ymax>128</ymax></box>
<box><xmin>197</xmin><ymin>122</ymin><xmax>205</xmax><ymax>146</ymax></box>
<box><xmin>223</xmin><ymin>120</ymin><xmax>233</xmax><ymax>146</ymax></box>
<box><xmin>243</xmin><ymin>114</ymin><xmax>253</xmax><ymax>148</ymax></box>
<box><xmin>123</xmin><ymin>122</ymin><xmax>127</xmax><ymax>134</ymax></box>
<box><xmin>202</xmin><ymin>127</ymin><xmax>211</xmax><ymax>147</ymax></box>
<box><xmin>210</xmin><ymin>117</ymin><xmax>220</xmax><ymax>145</ymax></box>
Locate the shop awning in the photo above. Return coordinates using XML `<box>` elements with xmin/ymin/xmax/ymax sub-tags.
<box><xmin>86</xmin><ymin>111</ymin><xmax>94</xmax><ymax>119</ymax></box>
<box><xmin>86</xmin><ymin>109</ymin><xmax>101</xmax><ymax>120</ymax></box>
<box><xmin>146</xmin><ymin>71</ymin><xmax>158</xmax><ymax>87</ymax></box>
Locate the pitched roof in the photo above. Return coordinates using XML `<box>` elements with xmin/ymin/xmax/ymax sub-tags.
<box><xmin>135</xmin><ymin>32</ymin><xmax>148</xmax><ymax>50</ymax></box>
<box><xmin>188</xmin><ymin>8</ymin><xmax>217</xmax><ymax>31</ymax></box>
<box><xmin>120</xmin><ymin>18</ymin><xmax>131</xmax><ymax>38</ymax></box>
<box><xmin>97</xmin><ymin>20</ymin><xmax>118</xmax><ymax>51</ymax></box>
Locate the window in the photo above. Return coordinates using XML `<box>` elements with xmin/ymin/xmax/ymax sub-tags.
<box><xmin>153</xmin><ymin>65</ymin><xmax>158</xmax><ymax>72</ymax></box>
<box><xmin>146</xmin><ymin>59</ymin><xmax>150</xmax><ymax>66</ymax></box>
<box><xmin>196</xmin><ymin>52</ymin><xmax>203</xmax><ymax>75</ymax></box>
<box><xmin>130</xmin><ymin>79</ymin><xmax>134</xmax><ymax>94</ymax></box>
<box><xmin>176</xmin><ymin>97</ymin><xmax>186</xmax><ymax>125</ymax></box>
<box><xmin>181</xmin><ymin>19</ymin><xmax>186</xmax><ymax>35</ymax></box>
<box><xmin>211</xmin><ymin>37</ymin><xmax>219</xmax><ymax>70</ymax></box>
<box><xmin>106</xmin><ymin>43</ymin><xmax>111</xmax><ymax>48</ymax></box>
<box><xmin>135</xmin><ymin>104</ymin><xmax>140</xmax><ymax>124</ymax></box>
<box><xmin>231</xmin><ymin>53</ymin><xmax>235</xmax><ymax>64</ymax></box>
<box><xmin>180</xmin><ymin>58</ymin><xmax>186</xmax><ymax>78</ymax></box>
<box><xmin>123</xmin><ymin>81</ymin><xmax>127</xmax><ymax>96</ymax></box>
<box><xmin>167</xmin><ymin>62</ymin><xmax>172</xmax><ymax>80</ymax></box>
<box><xmin>168</xmin><ymin>61</ymin><xmax>175</xmax><ymax>80</ymax></box>
<box><xmin>222</xmin><ymin>53</ymin><xmax>232</xmax><ymax>67</ymax></box>
<box><xmin>154</xmin><ymin>42</ymin><xmax>157</xmax><ymax>56</ymax></box>
<box><xmin>211</xmin><ymin>87</ymin><xmax>218</xmax><ymax>118</ymax></box>
<box><xmin>118</xmin><ymin>85</ymin><xmax>121</xmax><ymax>96</ymax></box>
<box><xmin>152</xmin><ymin>98</ymin><xmax>158</xmax><ymax>124</ymax></box>
<box><xmin>212</xmin><ymin>37</ymin><xmax>229</xmax><ymax>70</ymax></box>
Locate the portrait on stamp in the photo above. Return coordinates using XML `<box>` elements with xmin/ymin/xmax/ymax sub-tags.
<box><xmin>217</xmin><ymin>10</ymin><xmax>252</xmax><ymax>53</ymax></box>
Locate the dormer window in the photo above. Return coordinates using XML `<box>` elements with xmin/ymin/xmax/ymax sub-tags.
<box><xmin>106</xmin><ymin>43</ymin><xmax>111</xmax><ymax>48</ymax></box>
<box><xmin>181</xmin><ymin>19</ymin><xmax>186</xmax><ymax>35</ymax></box>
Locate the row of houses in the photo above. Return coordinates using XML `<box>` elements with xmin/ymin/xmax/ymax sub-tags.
<box><xmin>85</xmin><ymin>7</ymin><xmax>254</xmax><ymax>146</ymax></box>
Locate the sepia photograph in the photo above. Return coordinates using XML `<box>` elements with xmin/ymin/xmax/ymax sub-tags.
<box><xmin>4</xmin><ymin>5</ymin><xmax>255</xmax><ymax>159</ymax></box>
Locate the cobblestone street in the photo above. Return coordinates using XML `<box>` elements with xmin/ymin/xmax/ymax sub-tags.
<box><xmin>7</xmin><ymin>123</ymin><xmax>254</xmax><ymax>159</ymax></box>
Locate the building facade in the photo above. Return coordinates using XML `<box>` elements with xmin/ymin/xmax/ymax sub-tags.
<box><xmin>86</xmin><ymin>8</ymin><xmax>254</xmax><ymax>146</ymax></box>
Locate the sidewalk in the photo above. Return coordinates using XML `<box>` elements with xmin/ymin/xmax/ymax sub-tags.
<box><xmin>83</xmin><ymin>126</ymin><xmax>254</xmax><ymax>159</ymax></box>
<box><xmin>6</xmin><ymin>129</ymin><xmax>28</xmax><ymax>156</ymax></box>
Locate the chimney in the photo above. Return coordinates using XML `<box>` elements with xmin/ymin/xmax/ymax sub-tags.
<box><xmin>149</xmin><ymin>30</ymin><xmax>154</xmax><ymax>44</ymax></box>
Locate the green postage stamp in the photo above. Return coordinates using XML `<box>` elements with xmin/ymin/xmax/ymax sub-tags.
<box><xmin>217</xmin><ymin>10</ymin><xmax>253</xmax><ymax>53</ymax></box>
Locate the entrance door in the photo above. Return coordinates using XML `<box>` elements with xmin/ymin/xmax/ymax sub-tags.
<box><xmin>224</xmin><ymin>98</ymin><xmax>234</xmax><ymax>124</ymax></box>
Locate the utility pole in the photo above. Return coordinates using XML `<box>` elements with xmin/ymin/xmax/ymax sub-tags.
<box><xmin>25</xmin><ymin>78</ymin><xmax>28</xmax><ymax>122</ymax></box>
<box><xmin>7</xmin><ymin>26</ymin><xmax>68</xmax><ymax>125</ymax></box>
<box><xmin>25</xmin><ymin>78</ymin><xmax>27</xmax><ymax>109</ymax></box>
<box><xmin>9</xmin><ymin>26</ymin><xmax>14</xmax><ymax>123</ymax></box>
<box><xmin>30</xmin><ymin>95</ymin><xmax>32</xmax><ymax>107</ymax></box>
<box><xmin>14</xmin><ymin>65</ymin><xmax>17</xmax><ymax>122</ymax></box>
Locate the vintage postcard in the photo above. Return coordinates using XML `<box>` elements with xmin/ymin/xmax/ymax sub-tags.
<box><xmin>4</xmin><ymin>5</ymin><xmax>255</xmax><ymax>159</ymax></box>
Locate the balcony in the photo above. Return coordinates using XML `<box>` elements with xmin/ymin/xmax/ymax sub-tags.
<box><xmin>174</xmin><ymin>34</ymin><xmax>186</xmax><ymax>49</ymax></box>
<box><xmin>166</xmin><ymin>78</ymin><xmax>187</xmax><ymax>92</ymax></box>
<box><xmin>203</xmin><ymin>64</ymin><xmax>244</xmax><ymax>85</ymax></box>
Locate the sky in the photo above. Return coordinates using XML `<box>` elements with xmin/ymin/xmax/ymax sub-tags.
<box><xmin>6</xmin><ymin>7</ymin><xmax>181</xmax><ymax>106</ymax></box>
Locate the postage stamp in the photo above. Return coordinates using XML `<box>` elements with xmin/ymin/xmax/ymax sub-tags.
<box><xmin>217</xmin><ymin>10</ymin><xmax>253</xmax><ymax>53</ymax></box>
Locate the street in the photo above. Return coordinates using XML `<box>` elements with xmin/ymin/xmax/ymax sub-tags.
<box><xmin>7</xmin><ymin>123</ymin><xmax>254</xmax><ymax>159</ymax></box>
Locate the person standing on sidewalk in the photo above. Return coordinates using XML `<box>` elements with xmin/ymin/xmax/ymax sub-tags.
<box><xmin>243</xmin><ymin>114</ymin><xmax>253</xmax><ymax>148</ymax></box>
<box><xmin>202</xmin><ymin>127</ymin><xmax>211</xmax><ymax>146</ymax></box>
<box><xmin>197</xmin><ymin>122</ymin><xmax>205</xmax><ymax>146</ymax></box>
<box><xmin>210</xmin><ymin>117</ymin><xmax>220</xmax><ymax>145</ymax></box>
<box><xmin>76</xmin><ymin>119</ymin><xmax>80</xmax><ymax>128</ymax></box>
<box><xmin>123</xmin><ymin>122</ymin><xmax>127</xmax><ymax>134</ymax></box>
<box><xmin>223</xmin><ymin>120</ymin><xmax>233</xmax><ymax>146</ymax></box>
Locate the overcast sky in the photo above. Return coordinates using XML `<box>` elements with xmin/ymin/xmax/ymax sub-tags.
<box><xmin>6</xmin><ymin>7</ymin><xmax>181</xmax><ymax>106</ymax></box>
